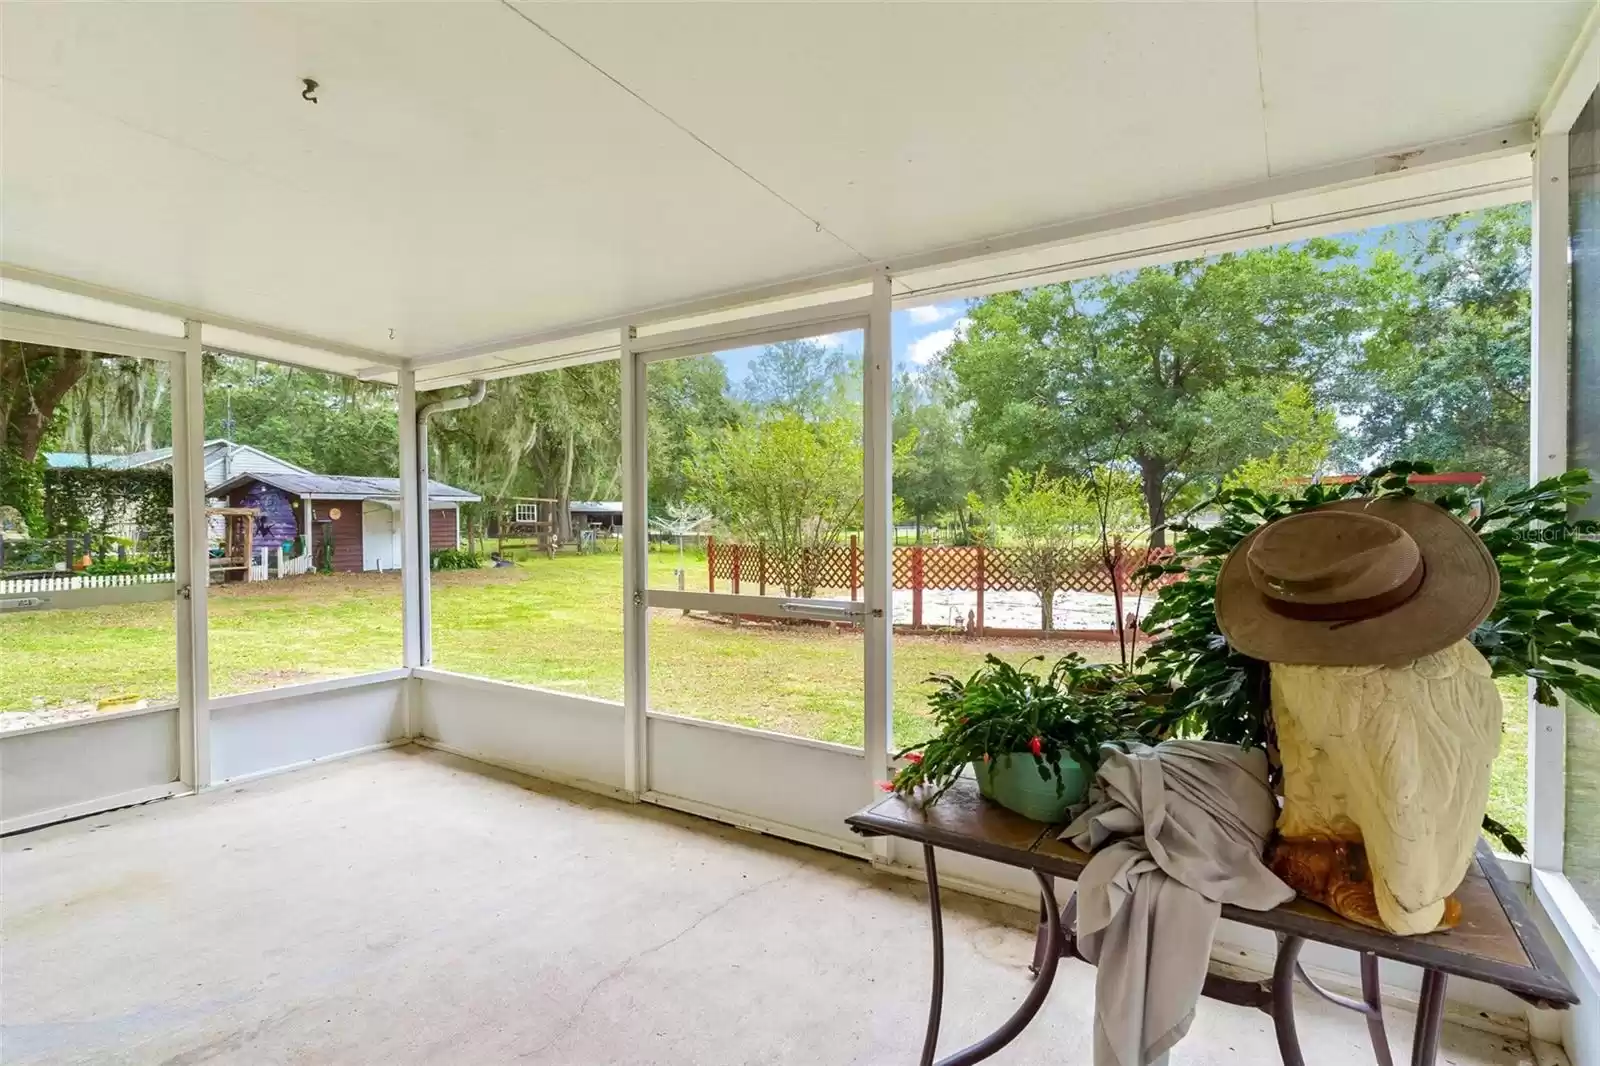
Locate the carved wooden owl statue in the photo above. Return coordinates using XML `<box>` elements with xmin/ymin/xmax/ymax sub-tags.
<box><xmin>1269</xmin><ymin>641</ymin><xmax>1501</xmax><ymax>933</ymax></box>
<box><xmin>1214</xmin><ymin>496</ymin><xmax>1502</xmax><ymax>936</ymax></box>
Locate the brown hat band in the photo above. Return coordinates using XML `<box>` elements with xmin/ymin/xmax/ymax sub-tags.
<box><xmin>1264</xmin><ymin>559</ymin><xmax>1426</xmax><ymax>622</ymax></box>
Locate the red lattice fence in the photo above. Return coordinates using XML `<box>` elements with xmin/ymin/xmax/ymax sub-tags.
<box><xmin>705</xmin><ymin>537</ymin><xmax>1174</xmax><ymax>631</ymax></box>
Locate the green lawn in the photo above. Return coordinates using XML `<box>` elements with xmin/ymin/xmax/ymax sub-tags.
<box><xmin>0</xmin><ymin>551</ymin><xmax>1527</xmax><ymax>846</ymax></box>
<box><xmin>434</xmin><ymin>552</ymin><xmax>1112</xmax><ymax>748</ymax></box>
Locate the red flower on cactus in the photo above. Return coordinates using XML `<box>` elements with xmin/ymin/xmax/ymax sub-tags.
<box><xmin>1029</xmin><ymin>736</ymin><xmax>1043</xmax><ymax>756</ymax></box>
<box><xmin>878</xmin><ymin>780</ymin><xmax>895</xmax><ymax>792</ymax></box>
<box><xmin>905</xmin><ymin>752</ymin><xmax>924</xmax><ymax>765</ymax></box>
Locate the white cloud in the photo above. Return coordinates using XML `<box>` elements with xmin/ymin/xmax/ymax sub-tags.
<box><xmin>906</xmin><ymin>303</ymin><xmax>960</xmax><ymax>326</ymax></box>
<box><xmin>905</xmin><ymin>316</ymin><xmax>971</xmax><ymax>365</ymax></box>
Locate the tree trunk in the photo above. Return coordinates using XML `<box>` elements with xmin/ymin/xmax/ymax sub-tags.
<box><xmin>1137</xmin><ymin>455</ymin><xmax>1168</xmax><ymax>549</ymax></box>
<box><xmin>556</xmin><ymin>429</ymin><xmax>576</xmax><ymax>545</ymax></box>
<box><xmin>3</xmin><ymin>345</ymin><xmax>91</xmax><ymax>461</ymax></box>
<box><xmin>80</xmin><ymin>399</ymin><xmax>95</xmax><ymax>467</ymax></box>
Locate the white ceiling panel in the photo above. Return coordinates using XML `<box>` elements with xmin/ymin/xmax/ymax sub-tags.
<box><xmin>0</xmin><ymin>2</ymin><xmax>1590</xmax><ymax>366</ymax></box>
<box><xmin>527</xmin><ymin>2</ymin><xmax>1271</xmax><ymax>264</ymax></box>
<box><xmin>1256</xmin><ymin>2</ymin><xmax>1593</xmax><ymax>175</ymax></box>
<box><xmin>0</xmin><ymin>3</ymin><xmax>857</xmax><ymax>358</ymax></box>
<box><xmin>527</xmin><ymin>1</ymin><xmax>1584</xmax><ymax>264</ymax></box>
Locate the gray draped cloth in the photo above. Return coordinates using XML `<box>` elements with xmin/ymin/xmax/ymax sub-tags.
<box><xmin>1060</xmin><ymin>740</ymin><xmax>1293</xmax><ymax>1066</ymax></box>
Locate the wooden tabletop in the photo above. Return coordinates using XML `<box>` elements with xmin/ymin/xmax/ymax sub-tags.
<box><xmin>847</xmin><ymin>778</ymin><xmax>1577</xmax><ymax>1008</ymax></box>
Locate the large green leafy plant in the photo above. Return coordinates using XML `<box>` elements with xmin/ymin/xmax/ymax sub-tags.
<box><xmin>1133</xmin><ymin>460</ymin><xmax>1599</xmax><ymax>852</ymax></box>
<box><xmin>42</xmin><ymin>467</ymin><xmax>174</xmax><ymax>550</ymax></box>
<box><xmin>888</xmin><ymin>654</ymin><xmax>1160</xmax><ymax>803</ymax></box>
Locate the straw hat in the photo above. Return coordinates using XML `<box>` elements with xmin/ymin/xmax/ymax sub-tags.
<box><xmin>1215</xmin><ymin>496</ymin><xmax>1499</xmax><ymax>666</ymax></box>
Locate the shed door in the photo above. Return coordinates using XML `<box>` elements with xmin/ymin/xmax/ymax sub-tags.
<box><xmin>361</xmin><ymin>502</ymin><xmax>399</xmax><ymax>571</ymax></box>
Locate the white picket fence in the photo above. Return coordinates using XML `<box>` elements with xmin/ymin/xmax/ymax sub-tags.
<box><xmin>2</xmin><ymin>546</ymin><xmax>314</xmax><ymax>593</ymax></box>
<box><xmin>278</xmin><ymin>546</ymin><xmax>314</xmax><ymax>577</ymax></box>
<box><xmin>250</xmin><ymin>546</ymin><xmax>314</xmax><ymax>581</ymax></box>
<box><xmin>0</xmin><ymin>571</ymin><xmax>175</xmax><ymax>595</ymax></box>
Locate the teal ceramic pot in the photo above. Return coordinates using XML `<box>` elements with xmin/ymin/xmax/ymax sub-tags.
<box><xmin>972</xmin><ymin>756</ymin><xmax>997</xmax><ymax>799</ymax></box>
<box><xmin>972</xmin><ymin>752</ymin><xmax>1088</xmax><ymax>824</ymax></box>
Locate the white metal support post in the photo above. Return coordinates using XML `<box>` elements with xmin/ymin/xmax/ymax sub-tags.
<box><xmin>398</xmin><ymin>369</ymin><xmax>423</xmax><ymax>736</ymax></box>
<box><xmin>1529</xmin><ymin>131</ymin><xmax>1571</xmax><ymax>873</ymax></box>
<box><xmin>863</xmin><ymin>272</ymin><xmax>894</xmax><ymax>812</ymax></box>
<box><xmin>399</xmin><ymin>369</ymin><xmax>423</xmax><ymax>670</ymax></box>
<box><xmin>621</xmin><ymin>326</ymin><xmax>649</xmax><ymax>796</ymax></box>
<box><xmin>174</xmin><ymin>319</ymin><xmax>210</xmax><ymax>788</ymax></box>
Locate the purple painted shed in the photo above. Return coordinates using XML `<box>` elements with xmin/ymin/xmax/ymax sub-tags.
<box><xmin>232</xmin><ymin>481</ymin><xmax>300</xmax><ymax>550</ymax></box>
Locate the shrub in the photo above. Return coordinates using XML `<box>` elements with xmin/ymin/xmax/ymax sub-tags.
<box><xmin>0</xmin><ymin>538</ymin><xmax>63</xmax><ymax>572</ymax></box>
<box><xmin>431</xmin><ymin>547</ymin><xmax>482</xmax><ymax>571</ymax></box>
<box><xmin>81</xmin><ymin>559</ymin><xmax>169</xmax><ymax>576</ymax></box>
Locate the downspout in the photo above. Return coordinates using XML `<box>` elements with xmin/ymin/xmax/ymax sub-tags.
<box><xmin>416</xmin><ymin>379</ymin><xmax>486</xmax><ymax>665</ymax></box>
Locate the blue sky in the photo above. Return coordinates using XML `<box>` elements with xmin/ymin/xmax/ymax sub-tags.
<box><xmin>716</xmin><ymin>301</ymin><xmax>968</xmax><ymax>386</ymax></box>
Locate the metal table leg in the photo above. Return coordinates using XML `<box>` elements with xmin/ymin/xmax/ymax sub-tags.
<box><xmin>1271</xmin><ymin>935</ymin><xmax>1309</xmax><ymax>1066</ymax></box>
<box><xmin>1360</xmin><ymin>953</ymin><xmax>1395</xmax><ymax>1066</ymax></box>
<box><xmin>1030</xmin><ymin>877</ymin><xmax>1080</xmax><ymax>978</ymax></box>
<box><xmin>921</xmin><ymin>843</ymin><xmax>945</xmax><ymax>1066</ymax></box>
<box><xmin>918</xmin><ymin>845</ymin><xmax>1066</xmax><ymax>1066</ymax></box>
<box><xmin>1410</xmin><ymin>969</ymin><xmax>1448</xmax><ymax>1066</ymax></box>
<box><xmin>1028</xmin><ymin>880</ymin><xmax>1051</xmax><ymax>977</ymax></box>
<box><xmin>1287</xmin><ymin>949</ymin><xmax>1394</xmax><ymax>1066</ymax></box>
<box><xmin>1273</xmin><ymin>933</ymin><xmax>1446</xmax><ymax>1066</ymax></box>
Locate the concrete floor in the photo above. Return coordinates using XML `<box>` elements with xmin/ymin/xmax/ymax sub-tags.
<box><xmin>2</xmin><ymin>747</ymin><xmax>1543</xmax><ymax>1065</ymax></box>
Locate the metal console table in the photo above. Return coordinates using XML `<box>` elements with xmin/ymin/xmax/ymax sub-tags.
<box><xmin>848</xmin><ymin>779</ymin><xmax>1575</xmax><ymax>1066</ymax></box>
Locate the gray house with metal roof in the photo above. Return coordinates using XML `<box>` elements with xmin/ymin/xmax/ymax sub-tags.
<box><xmin>47</xmin><ymin>442</ymin><xmax>479</xmax><ymax>573</ymax></box>
<box><xmin>46</xmin><ymin>439</ymin><xmax>316</xmax><ymax>489</ymax></box>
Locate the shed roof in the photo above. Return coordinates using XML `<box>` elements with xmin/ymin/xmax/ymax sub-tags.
<box><xmin>44</xmin><ymin>452</ymin><xmax>124</xmax><ymax>470</ymax></box>
<box><xmin>45</xmin><ymin>440</ymin><xmax>314</xmax><ymax>476</ymax></box>
<box><xmin>212</xmin><ymin>470</ymin><xmax>479</xmax><ymax>504</ymax></box>
<box><xmin>569</xmin><ymin>501</ymin><xmax>623</xmax><ymax>515</ymax></box>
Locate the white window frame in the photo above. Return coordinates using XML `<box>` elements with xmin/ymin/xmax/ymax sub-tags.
<box><xmin>1525</xmin><ymin>8</ymin><xmax>1600</xmax><ymax>998</ymax></box>
<box><xmin>1528</xmin><ymin>128</ymin><xmax>1570</xmax><ymax>875</ymax></box>
<box><xmin>0</xmin><ymin>307</ymin><xmax>208</xmax><ymax>793</ymax></box>
<box><xmin>620</xmin><ymin>278</ymin><xmax>894</xmax><ymax>806</ymax></box>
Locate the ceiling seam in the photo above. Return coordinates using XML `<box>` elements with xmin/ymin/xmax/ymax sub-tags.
<box><xmin>1251</xmin><ymin>0</ymin><xmax>1277</xmax><ymax>227</ymax></box>
<box><xmin>496</xmin><ymin>1</ymin><xmax>873</xmax><ymax>265</ymax></box>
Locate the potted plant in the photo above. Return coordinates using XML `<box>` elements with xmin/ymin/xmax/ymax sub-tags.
<box><xmin>888</xmin><ymin>654</ymin><xmax>1160</xmax><ymax>823</ymax></box>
